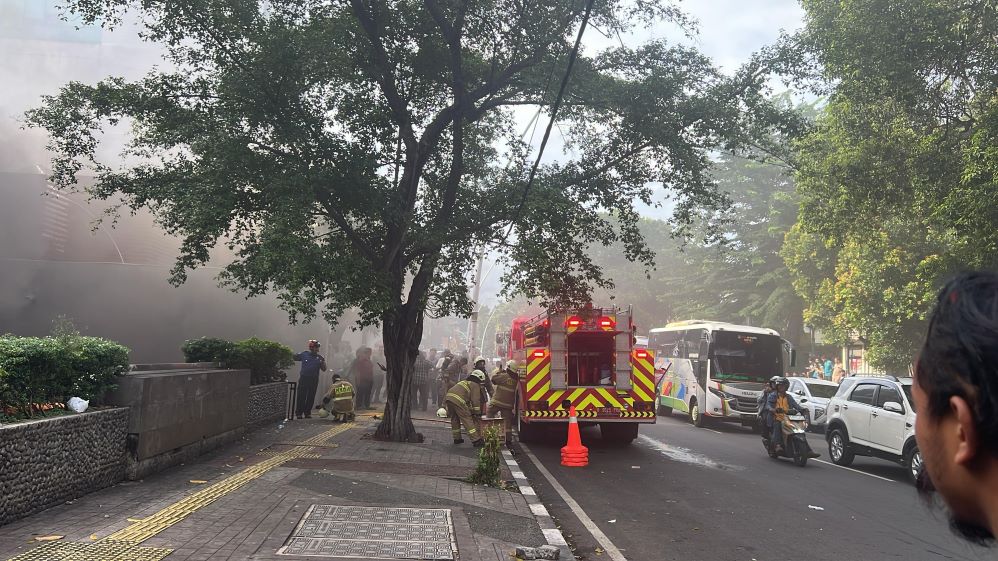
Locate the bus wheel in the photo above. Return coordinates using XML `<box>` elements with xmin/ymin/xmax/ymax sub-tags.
<box><xmin>600</xmin><ymin>423</ymin><xmax>638</xmax><ymax>445</ymax></box>
<box><xmin>690</xmin><ymin>399</ymin><xmax>705</xmax><ymax>428</ymax></box>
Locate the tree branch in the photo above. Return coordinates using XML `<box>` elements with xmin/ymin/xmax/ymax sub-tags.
<box><xmin>349</xmin><ymin>0</ymin><xmax>417</xmax><ymax>151</ymax></box>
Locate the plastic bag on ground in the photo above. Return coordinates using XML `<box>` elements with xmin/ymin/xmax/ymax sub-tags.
<box><xmin>67</xmin><ymin>397</ymin><xmax>89</xmax><ymax>413</ymax></box>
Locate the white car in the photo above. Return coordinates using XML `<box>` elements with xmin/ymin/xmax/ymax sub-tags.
<box><xmin>824</xmin><ymin>375</ymin><xmax>921</xmax><ymax>483</ymax></box>
<box><xmin>787</xmin><ymin>378</ymin><xmax>838</xmax><ymax>432</ymax></box>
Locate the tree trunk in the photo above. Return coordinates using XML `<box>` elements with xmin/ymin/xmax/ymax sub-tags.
<box><xmin>374</xmin><ymin>302</ymin><xmax>424</xmax><ymax>442</ymax></box>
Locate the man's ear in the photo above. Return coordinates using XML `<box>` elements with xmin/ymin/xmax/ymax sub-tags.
<box><xmin>951</xmin><ymin>395</ymin><xmax>980</xmax><ymax>466</ymax></box>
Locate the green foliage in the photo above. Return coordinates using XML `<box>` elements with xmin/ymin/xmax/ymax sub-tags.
<box><xmin>466</xmin><ymin>424</ymin><xmax>503</xmax><ymax>488</ymax></box>
<box><xmin>784</xmin><ymin>0</ymin><xmax>998</xmax><ymax>371</ymax></box>
<box><xmin>228</xmin><ymin>337</ymin><xmax>294</xmax><ymax>385</ymax></box>
<box><xmin>27</xmin><ymin>0</ymin><xmax>802</xmax><ymax>440</ymax></box>
<box><xmin>0</xmin><ymin>331</ymin><xmax>129</xmax><ymax>420</ymax></box>
<box><xmin>181</xmin><ymin>337</ymin><xmax>236</xmax><ymax>363</ymax></box>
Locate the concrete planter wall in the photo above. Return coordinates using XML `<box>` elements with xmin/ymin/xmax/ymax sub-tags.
<box><xmin>246</xmin><ymin>382</ymin><xmax>289</xmax><ymax>427</ymax></box>
<box><xmin>0</xmin><ymin>408</ymin><xmax>129</xmax><ymax>526</ymax></box>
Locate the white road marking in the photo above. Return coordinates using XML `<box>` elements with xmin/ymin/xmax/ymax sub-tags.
<box><xmin>520</xmin><ymin>443</ymin><xmax>628</xmax><ymax>561</ymax></box>
<box><xmin>813</xmin><ymin>459</ymin><xmax>896</xmax><ymax>482</ymax></box>
<box><xmin>704</xmin><ymin>427</ymin><xmax>723</xmax><ymax>434</ymax></box>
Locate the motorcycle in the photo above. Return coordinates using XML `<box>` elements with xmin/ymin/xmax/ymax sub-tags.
<box><xmin>762</xmin><ymin>410</ymin><xmax>819</xmax><ymax>467</ymax></box>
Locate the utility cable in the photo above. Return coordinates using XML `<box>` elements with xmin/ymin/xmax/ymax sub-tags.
<box><xmin>499</xmin><ymin>0</ymin><xmax>598</xmax><ymax>244</ymax></box>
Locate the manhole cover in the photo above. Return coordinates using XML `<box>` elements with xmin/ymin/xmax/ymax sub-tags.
<box><xmin>277</xmin><ymin>505</ymin><xmax>457</xmax><ymax>559</ymax></box>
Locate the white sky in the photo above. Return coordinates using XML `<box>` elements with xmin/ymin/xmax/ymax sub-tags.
<box><xmin>478</xmin><ymin>0</ymin><xmax>807</xmax><ymax>303</ymax></box>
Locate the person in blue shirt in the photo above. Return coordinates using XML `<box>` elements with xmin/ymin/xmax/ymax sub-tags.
<box><xmin>294</xmin><ymin>340</ymin><xmax>327</xmax><ymax>419</ymax></box>
<box><xmin>823</xmin><ymin>355</ymin><xmax>833</xmax><ymax>380</ymax></box>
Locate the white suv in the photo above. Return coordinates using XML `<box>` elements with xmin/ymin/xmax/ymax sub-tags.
<box><xmin>824</xmin><ymin>375</ymin><xmax>921</xmax><ymax>483</ymax></box>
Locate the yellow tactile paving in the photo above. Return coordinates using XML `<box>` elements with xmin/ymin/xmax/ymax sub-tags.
<box><xmin>6</xmin><ymin>422</ymin><xmax>355</xmax><ymax>561</ymax></box>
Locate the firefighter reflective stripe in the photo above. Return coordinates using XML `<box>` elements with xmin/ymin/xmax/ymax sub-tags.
<box><xmin>446</xmin><ymin>381</ymin><xmax>481</xmax><ymax>413</ymax></box>
<box><xmin>446</xmin><ymin>381</ymin><xmax>471</xmax><ymax>405</ymax></box>
<box><xmin>630</xmin><ymin>350</ymin><xmax>656</xmax><ymax>402</ymax></box>
<box><xmin>333</xmin><ymin>383</ymin><xmax>354</xmax><ymax>400</ymax></box>
<box><xmin>490</xmin><ymin>371</ymin><xmax>516</xmax><ymax>409</ymax></box>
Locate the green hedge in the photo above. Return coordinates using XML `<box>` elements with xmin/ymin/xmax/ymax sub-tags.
<box><xmin>0</xmin><ymin>334</ymin><xmax>130</xmax><ymax>419</ymax></box>
<box><xmin>181</xmin><ymin>337</ymin><xmax>235</xmax><ymax>363</ymax></box>
<box><xmin>182</xmin><ymin>337</ymin><xmax>293</xmax><ymax>385</ymax></box>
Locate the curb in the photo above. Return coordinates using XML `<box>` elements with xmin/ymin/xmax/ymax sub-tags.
<box><xmin>501</xmin><ymin>448</ymin><xmax>574</xmax><ymax>560</ymax></box>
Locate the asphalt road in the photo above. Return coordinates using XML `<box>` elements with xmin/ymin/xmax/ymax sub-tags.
<box><xmin>514</xmin><ymin>414</ymin><xmax>993</xmax><ymax>561</ymax></box>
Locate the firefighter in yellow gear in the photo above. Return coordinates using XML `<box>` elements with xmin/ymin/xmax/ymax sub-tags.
<box><xmin>489</xmin><ymin>360</ymin><xmax>519</xmax><ymax>444</ymax></box>
<box><xmin>446</xmin><ymin>369</ymin><xmax>486</xmax><ymax>447</ymax></box>
<box><xmin>317</xmin><ymin>374</ymin><xmax>355</xmax><ymax>422</ymax></box>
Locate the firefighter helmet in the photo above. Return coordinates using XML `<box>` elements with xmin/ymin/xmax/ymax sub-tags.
<box><xmin>474</xmin><ymin>355</ymin><xmax>486</xmax><ymax>365</ymax></box>
<box><xmin>317</xmin><ymin>408</ymin><xmax>330</xmax><ymax>419</ymax></box>
<box><xmin>470</xmin><ymin>369</ymin><xmax>487</xmax><ymax>382</ymax></box>
<box><xmin>436</xmin><ymin>407</ymin><xmax>448</xmax><ymax>418</ymax></box>
<box><xmin>506</xmin><ymin>360</ymin><xmax>518</xmax><ymax>371</ymax></box>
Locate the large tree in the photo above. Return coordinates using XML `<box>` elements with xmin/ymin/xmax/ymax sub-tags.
<box><xmin>28</xmin><ymin>0</ymin><xmax>799</xmax><ymax>440</ymax></box>
<box><xmin>782</xmin><ymin>0</ymin><xmax>998</xmax><ymax>371</ymax></box>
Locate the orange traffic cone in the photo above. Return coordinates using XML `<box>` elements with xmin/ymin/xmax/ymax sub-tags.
<box><xmin>561</xmin><ymin>406</ymin><xmax>589</xmax><ymax>467</ymax></box>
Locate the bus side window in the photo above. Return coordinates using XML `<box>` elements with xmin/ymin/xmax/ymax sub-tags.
<box><xmin>685</xmin><ymin>329</ymin><xmax>703</xmax><ymax>360</ymax></box>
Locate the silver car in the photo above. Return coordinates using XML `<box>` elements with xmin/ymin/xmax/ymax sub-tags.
<box><xmin>787</xmin><ymin>378</ymin><xmax>839</xmax><ymax>432</ymax></box>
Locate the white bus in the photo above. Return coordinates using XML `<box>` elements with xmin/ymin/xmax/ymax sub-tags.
<box><xmin>648</xmin><ymin>321</ymin><xmax>795</xmax><ymax>428</ymax></box>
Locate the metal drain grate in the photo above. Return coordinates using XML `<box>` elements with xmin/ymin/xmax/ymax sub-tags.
<box><xmin>277</xmin><ymin>505</ymin><xmax>457</xmax><ymax>559</ymax></box>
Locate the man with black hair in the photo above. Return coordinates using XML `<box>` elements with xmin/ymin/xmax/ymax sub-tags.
<box><xmin>293</xmin><ymin>340</ymin><xmax>326</xmax><ymax>419</ymax></box>
<box><xmin>915</xmin><ymin>271</ymin><xmax>998</xmax><ymax>546</ymax></box>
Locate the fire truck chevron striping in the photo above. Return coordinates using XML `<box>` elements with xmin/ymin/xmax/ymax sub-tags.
<box><xmin>500</xmin><ymin>305</ymin><xmax>656</xmax><ymax>444</ymax></box>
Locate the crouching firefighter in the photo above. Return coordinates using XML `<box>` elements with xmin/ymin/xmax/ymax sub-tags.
<box><xmin>489</xmin><ymin>360</ymin><xmax>519</xmax><ymax>445</ymax></box>
<box><xmin>446</xmin><ymin>370</ymin><xmax>487</xmax><ymax>448</ymax></box>
<box><xmin>317</xmin><ymin>374</ymin><xmax>355</xmax><ymax>422</ymax></box>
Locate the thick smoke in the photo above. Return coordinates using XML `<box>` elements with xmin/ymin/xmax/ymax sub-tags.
<box><xmin>0</xmin><ymin>2</ymin><xmax>357</xmax><ymax>361</ymax></box>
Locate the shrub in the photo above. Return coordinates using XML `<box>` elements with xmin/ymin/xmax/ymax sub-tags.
<box><xmin>0</xmin><ymin>333</ymin><xmax>129</xmax><ymax>419</ymax></box>
<box><xmin>181</xmin><ymin>337</ymin><xmax>235</xmax><ymax>363</ymax></box>
<box><xmin>228</xmin><ymin>337</ymin><xmax>294</xmax><ymax>385</ymax></box>
<box><xmin>466</xmin><ymin>424</ymin><xmax>503</xmax><ymax>488</ymax></box>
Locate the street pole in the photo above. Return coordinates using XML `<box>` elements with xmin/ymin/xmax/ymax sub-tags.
<box><xmin>466</xmin><ymin>253</ymin><xmax>485</xmax><ymax>357</ymax></box>
<box><xmin>479</xmin><ymin>301</ymin><xmax>503</xmax><ymax>358</ymax></box>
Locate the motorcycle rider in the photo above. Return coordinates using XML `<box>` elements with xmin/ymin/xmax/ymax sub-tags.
<box><xmin>765</xmin><ymin>376</ymin><xmax>800</xmax><ymax>453</ymax></box>
<box><xmin>757</xmin><ymin>376</ymin><xmax>780</xmax><ymax>433</ymax></box>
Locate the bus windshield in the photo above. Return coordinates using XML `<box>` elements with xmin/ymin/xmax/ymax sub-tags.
<box><xmin>710</xmin><ymin>332</ymin><xmax>782</xmax><ymax>382</ymax></box>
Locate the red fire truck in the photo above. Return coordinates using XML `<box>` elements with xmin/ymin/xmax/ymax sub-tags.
<box><xmin>498</xmin><ymin>305</ymin><xmax>656</xmax><ymax>444</ymax></box>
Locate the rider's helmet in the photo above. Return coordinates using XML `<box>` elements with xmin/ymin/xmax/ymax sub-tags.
<box><xmin>775</xmin><ymin>376</ymin><xmax>790</xmax><ymax>389</ymax></box>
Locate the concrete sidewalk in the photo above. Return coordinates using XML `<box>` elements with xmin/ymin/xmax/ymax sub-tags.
<box><xmin>0</xmin><ymin>416</ymin><xmax>547</xmax><ymax>561</ymax></box>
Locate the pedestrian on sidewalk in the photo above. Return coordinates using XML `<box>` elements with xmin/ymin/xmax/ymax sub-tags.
<box><xmin>372</xmin><ymin>344</ymin><xmax>387</xmax><ymax>404</ymax></box>
<box><xmin>353</xmin><ymin>347</ymin><xmax>375</xmax><ymax>409</ymax></box>
<box><xmin>412</xmin><ymin>350</ymin><xmax>432</xmax><ymax>412</ymax></box>
<box><xmin>435</xmin><ymin>349</ymin><xmax>454</xmax><ymax>405</ymax></box>
<box><xmin>293</xmin><ymin>340</ymin><xmax>327</xmax><ymax>419</ymax></box>
<box><xmin>832</xmin><ymin>357</ymin><xmax>846</xmax><ymax>384</ymax></box>
<box><xmin>442</xmin><ymin>355</ymin><xmax>465</xmax><ymax>405</ymax></box>
<box><xmin>445</xmin><ymin>370</ymin><xmax>486</xmax><ymax>447</ymax></box>
<box><xmin>318</xmin><ymin>374</ymin><xmax>356</xmax><ymax>422</ymax></box>
<box><xmin>489</xmin><ymin>360</ymin><xmax>519</xmax><ymax>444</ymax></box>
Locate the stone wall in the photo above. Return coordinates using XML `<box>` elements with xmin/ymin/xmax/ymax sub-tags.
<box><xmin>246</xmin><ymin>382</ymin><xmax>289</xmax><ymax>427</ymax></box>
<box><xmin>0</xmin><ymin>408</ymin><xmax>129</xmax><ymax>526</ymax></box>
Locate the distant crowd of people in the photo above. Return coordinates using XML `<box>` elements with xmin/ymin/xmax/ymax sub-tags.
<box><xmin>788</xmin><ymin>355</ymin><xmax>848</xmax><ymax>384</ymax></box>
